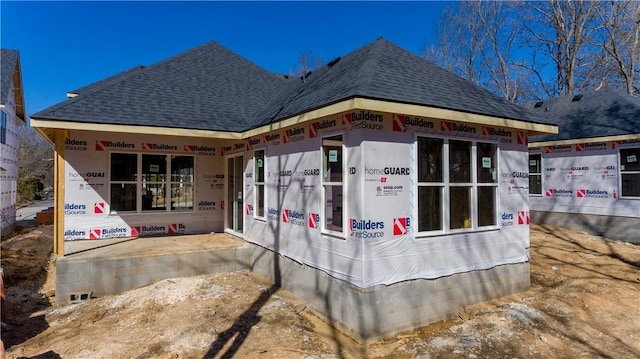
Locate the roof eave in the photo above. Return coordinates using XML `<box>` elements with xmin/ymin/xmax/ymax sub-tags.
<box><xmin>243</xmin><ymin>97</ymin><xmax>558</xmax><ymax>138</ymax></box>
<box><xmin>30</xmin><ymin>117</ymin><xmax>243</xmax><ymax>140</ymax></box>
<box><xmin>529</xmin><ymin>133</ymin><xmax>640</xmax><ymax>148</ymax></box>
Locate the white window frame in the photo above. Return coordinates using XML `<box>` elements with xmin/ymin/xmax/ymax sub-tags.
<box><xmin>321</xmin><ymin>132</ymin><xmax>346</xmax><ymax>239</ymax></box>
<box><xmin>415</xmin><ymin>135</ymin><xmax>499</xmax><ymax>237</ymax></box>
<box><xmin>528</xmin><ymin>151</ymin><xmax>543</xmax><ymax>196</ymax></box>
<box><xmin>619</xmin><ymin>145</ymin><xmax>640</xmax><ymax>199</ymax></box>
<box><xmin>254</xmin><ymin>147</ymin><xmax>266</xmax><ymax>220</ymax></box>
<box><xmin>109</xmin><ymin>152</ymin><xmax>195</xmax><ymax>214</ymax></box>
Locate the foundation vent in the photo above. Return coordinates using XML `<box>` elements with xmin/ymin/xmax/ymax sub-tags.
<box><xmin>69</xmin><ymin>292</ymin><xmax>92</xmax><ymax>303</ymax></box>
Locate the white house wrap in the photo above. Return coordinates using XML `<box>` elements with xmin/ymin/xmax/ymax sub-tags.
<box><xmin>32</xmin><ymin>38</ymin><xmax>557</xmax><ymax>338</ymax></box>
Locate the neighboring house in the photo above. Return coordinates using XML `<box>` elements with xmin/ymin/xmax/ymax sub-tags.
<box><xmin>31</xmin><ymin>38</ymin><xmax>556</xmax><ymax>338</ymax></box>
<box><xmin>526</xmin><ymin>88</ymin><xmax>640</xmax><ymax>243</ymax></box>
<box><xmin>1</xmin><ymin>49</ymin><xmax>26</xmax><ymax>236</ymax></box>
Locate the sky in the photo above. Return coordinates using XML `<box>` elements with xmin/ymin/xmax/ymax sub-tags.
<box><xmin>0</xmin><ymin>1</ymin><xmax>451</xmax><ymax>117</ymax></box>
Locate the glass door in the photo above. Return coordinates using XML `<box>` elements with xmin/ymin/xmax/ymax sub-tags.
<box><xmin>227</xmin><ymin>156</ymin><xmax>244</xmax><ymax>233</ymax></box>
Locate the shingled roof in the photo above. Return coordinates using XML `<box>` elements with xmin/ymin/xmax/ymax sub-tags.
<box><xmin>33</xmin><ymin>38</ymin><xmax>550</xmax><ymax>132</ymax></box>
<box><xmin>526</xmin><ymin>88</ymin><xmax>640</xmax><ymax>143</ymax></box>
<box><xmin>252</xmin><ymin>39</ymin><xmax>552</xmax><ymax>129</ymax></box>
<box><xmin>32</xmin><ymin>41</ymin><xmax>291</xmax><ymax>132</ymax></box>
<box><xmin>1</xmin><ymin>48</ymin><xmax>26</xmax><ymax>122</ymax></box>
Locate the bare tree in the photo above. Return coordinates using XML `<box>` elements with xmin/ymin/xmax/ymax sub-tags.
<box><xmin>597</xmin><ymin>1</ymin><xmax>640</xmax><ymax>95</ymax></box>
<box><xmin>290</xmin><ymin>50</ymin><xmax>323</xmax><ymax>80</ymax></box>
<box><xmin>17</xmin><ymin>126</ymin><xmax>53</xmax><ymax>200</ymax></box>
<box><xmin>424</xmin><ymin>2</ymin><xmax>487</xmax><ymax>85</ymax></box>
<box><xmin>425</xmin><ymin>1</ymin><xmax>536</xmax><ymax>102</ymax></box>
<box><xmin>521</xmin><ymin>0</ymin><xmax>603</xmax><ymax>97</ymax></box>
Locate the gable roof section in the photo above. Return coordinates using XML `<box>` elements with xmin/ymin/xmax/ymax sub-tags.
<box><xmin>32</xmin><ymin>41</ymin><xmax>290</xmax><ymax>132</ymax></box>
<box><xmin>1</xmin><ymin>48</ymin><xmax>26</xmax><ymax>122</ymax></box>
<box><xmin>251</xmin><ymin>38</ymin><xmax>552</xmax><ymax>129</ymax></box>
<box><xmin>526</xmin><ymin>88</ymin><xmax>640</xmax><ymax>143</ymax></box>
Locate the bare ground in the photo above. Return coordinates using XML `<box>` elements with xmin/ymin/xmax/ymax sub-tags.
<box><xmin>1</xmin><ymin>223</ymin><xmax>639</xmax><ymax>358</ymax></box>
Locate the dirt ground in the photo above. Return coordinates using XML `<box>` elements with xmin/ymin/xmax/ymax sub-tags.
<box><xmin>1</xmin><ymin>223</ymin><xmax>639</xmax><ymax>358</ymax></box>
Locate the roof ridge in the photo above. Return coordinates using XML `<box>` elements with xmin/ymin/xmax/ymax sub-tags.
<box><xmin>32</xmin><ymin>43</ymin><xmax>222</xmax><ymax>115</ymax></box>
<box><xmin>33</xmin><ymin>41</ymin><xmax>286</xmax><ymax>118</ymax></box>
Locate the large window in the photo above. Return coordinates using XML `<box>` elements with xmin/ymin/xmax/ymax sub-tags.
<box><xmin>322</xmin><ymin>135</ymin><xmax>343</xmax><ymax>233</ymax></box>
<box><xmin>417</xmin><ymin>137</ymin><xmax>498</xmax><ymax>234</ymax></box>
<box><xmin>110</xmin><ymin>153</ymin><xmax>194</xmax><ymax>213</ymax></box>
<box><xmin>254</xmin><ymin>150</ymin><xmax>265</xmax><ymax>218</ymax></box>
<box><xmin>620</xmin><ymin>147</ymin><xmax>640</xmax><ymax>197</ymax></box>
<box><xmin>529</xmin><ymin>153</ymin><xmax>542</xmax><ymax>195</ymax></box>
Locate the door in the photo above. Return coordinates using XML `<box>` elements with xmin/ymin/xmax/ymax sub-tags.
<box><xmin>227</xmin><ymin>156</ymin><xmax>244</xmax><ymax>233</ymax></box>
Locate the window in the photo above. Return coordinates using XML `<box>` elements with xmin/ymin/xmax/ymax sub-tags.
<box><xmin>322</xmin><ymin>135</ymin><xmax>343</xmax><ymax>233</ymax></box>
<box><xmin>170</xmin><ymin>156</ymin><xmax>194</xmax><ymax>211</ymax></box>
<box><xmin>254</xmin><ymin>150</ymin><xmax>265</xmax><ymax>217</ymax></box>
<box><xmin>142</xmin><ymin>154</ymin><xmax>167</xmax><ymax>211</ymax></box>
<box><xmin>110</xmin><ymin>153</ymin><xmax>137</xmax><ymax>212</ymax></box>
<box><xmin>417</xmin><ymin>137</ymin><xmax>498</xmax><ymax>234</ymax></box>
<box><xmin>417</xmin><ymin>138</ymin><xmax>443</xmax><ymax>231</ymax></box>
<box><xmin>620</xmin><ymin>147</ymin><xmax>640</xmax><ymax>197</ymax></box>
<box><xmin>110</xmin><ymin>153</ymin><xmax>194</xmax><ymax>212</ymax></box>
<box><xmin>529</xmin><ymin>153</ymin><xmax>542</xmax><ymax>195</ymax></box>
<box><xmin>1</xmin><ymin>111</ymin><xmax>6</xmax><ymax>144</ymax></box>
<box><xmin>476</xmin><ymin>142</ymin><xmax>498</xmax><ymax>227</ymax></box>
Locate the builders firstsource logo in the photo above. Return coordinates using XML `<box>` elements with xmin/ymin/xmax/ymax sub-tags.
<box><xmin>65</xmin><ymin>138</ymin><xmax>88</xmax><ymax>151</ymax></box>
<box><xmin>282</xmin><ymin>209</ymin><xmax>305</xmax><ymax>226</ymax></box>
<box><xmin>343</xmin><ymin>111</ymin><xmax>384</xmax><ymax>131</ymax></box>
<box><xmin>393</xmin><ymin>217</ymin><xmax>410</xmax><ymax>235</ymax></box>
<box><xmin>94</xmin><ymin>202</ymin><xmax>106</xmax><ymax>214</ymax></box>
<box><xmin>197</xmin><ymin>200</ymin><xmax>216</xmax><ymax>210</ymax></box>
<box><xmin>184</xmin><ymin>145</ymin><xmax>216</xmax><ymax>156</ymax></box>
<box><xmin>392</xmin><ymin>114</ymin><xmax>434</xmax><ymax>132</ymax></box>
<box><xmin>482</xmin><ymin>126</ymin><xmax>512</xmax><ymax>138</ymax></box>
<box><xmin>308</xmin><ymin>213</ymin><xmax>319</xmax><ymax>229</ymax></box>
<box><xmin>350</xmin><ymin>218</ymin><xmax>385</xmax><ymax>238</ymax></box>
<box><xmin>168</xmin><ymin>223</ymin><xmax>186</xmax><ymax>234</ymax></box>
<box><xmin>95</xmin><ymin>140</ymin><xmax>135</xmax><ymax>151</ymax></box>
<box><xmin>101</xmin><ymin>227</ymin><xmax>128</xmax><ymax>239</ymax></box>
<box><xmin>64</xmin><ymin>203</ymin><xmax>87</xmax><ymax>215</ymax></box>
<box><xmin>142</xmin><ymin>143</ymin><xmax>178</xmax><ymax>151</ymax></box>
<box><xmin>267</xmin><ymin>207</ymin><xmax>279</xmax><ymax>221</ymax></box>
<box><xmin>64</xmin><ymin>229</ymin><xmax>86</xmax><ymax>240</ymax></box>
<box><xmin>441</xmin><ymin>121</ymin><xmax>477</xmax><ymax>134</ymax></box>
<box><xmin>309</xmin><ymin>119</ymin><xmax>337</xmax><ymax>138</ymax></box>
<box><xmin>517</xmin><ymin>211</ymin><xmax>530</xmax><ymax>225</ymax></box>
<box><xmin>576</xmin><ymin>189</ymin><xmax>610</xmax><ymax>199</ymax></box>
<box><xmin>283</xmin><ymin>127</ymin><xmax>305</xmax><ymax>143</ymax></box>
<box><xmin>545</xmin><ymin>188</ymin><xmax>573</xmax><ymax>198</ymax></box>
<box><xmin>501</xmin><ymin>212</ymin><xmax>515</xmax><ymax>227</ymax></box>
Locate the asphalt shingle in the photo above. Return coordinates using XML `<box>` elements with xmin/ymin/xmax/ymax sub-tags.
<box><xmin>33</xmin><ymin>38</ymin><xmax>551</xmax><ymax>132</ymax></box>
<box><xmin>251</xmin><ymin>38</ymin><xmax>551</xmax><ymax>129</ymax></box>
<box><xmin>1</xmin><ymin>49</ymin><xmax>20</xmax><ymax>106</ymax></box>
<box><xmin>33</xmin><ymin>41</ymin><xmax>289</xmax><ymax>131</ymax></box>
<box><xmin>526</xmin><ymin>88</ymin><xmax>640</xmax><ymax>142</ymax></box>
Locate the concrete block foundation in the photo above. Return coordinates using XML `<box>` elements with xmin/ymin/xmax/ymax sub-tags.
<box><xmin>246</xmin><ymin>243</ymin><xmax>530</xmax><ymax>340</ymax></box>
<box><xmin>55</xmin><ymin>246</ymin><xmax>254</xmax><ymax>303</ymax></box>
<box><xmin>56</xmin><ymin>238</ymin><xmax>530</xmax><ymax>340</ymax></box>
<box><xmin>531</xmin><ymin>211</ymin><xmax>640</xmax><ymax>244</ymax></box>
